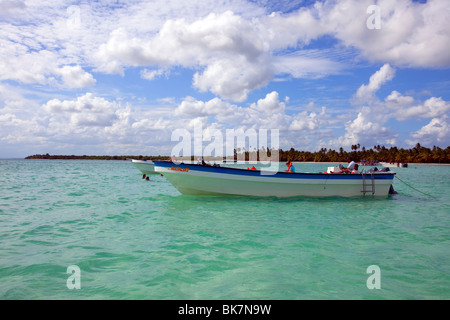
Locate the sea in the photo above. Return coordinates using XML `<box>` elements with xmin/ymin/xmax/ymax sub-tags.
<box><xmin>0</xmin><ymin>159</ymin><xmax>449</xmax><ymax>300</ymax></box>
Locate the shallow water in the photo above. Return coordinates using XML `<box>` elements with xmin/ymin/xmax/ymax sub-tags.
<box><xmin>0</xmin><ymin>160</ymin><xmax>449</xmax><ymax>299</ymax></box>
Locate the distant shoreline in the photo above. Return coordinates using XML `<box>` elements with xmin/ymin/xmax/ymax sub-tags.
<box><xmin>24</xmin><ymin>154</ymin><xmax>169</xmax><ymax>161</ymax></box>
<box><xmin>22</xmin><ymin>154</ymin><xmax>449</xmax><ymax>164</ymax></box>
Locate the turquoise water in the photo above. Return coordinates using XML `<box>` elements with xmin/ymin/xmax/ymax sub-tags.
<box><xmin>0</xmin><ymin>159</ymin><xmax>449</xmax><ymax>300</ymax></box>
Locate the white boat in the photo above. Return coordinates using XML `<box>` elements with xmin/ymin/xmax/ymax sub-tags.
<box><xmin>381</xmin><ymin>162</ymin><xmax>408</xmax><ymax>168</ymax></box>
<box><xmin>131</xmin><ymin>159</ymin><xmax>157</xmax><ymax>175</ymax></box>
<box><xmin>153</xmin><ymin>161</ymin><xmax>396</xmax><ymax>197</ymax></box>
<box><xmin>380</xmin><ymin>162</ymin><xmax>396</xmax><ymax>168</ymax></box>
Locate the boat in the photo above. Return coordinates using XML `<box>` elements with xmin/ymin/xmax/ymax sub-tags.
<box><xmin>359</xmin><ymin>159</ymin><xmax>381</xmax><ymax>166</ymax></box>
<box><xmin>381</xmin><ymin>162</ymin><xmax>408</xmax><ymax>168</ymax></box>
<box><xmin>152</xmin><ymin>161</ymin><xmax>396</xmax><ymax>197</ymax></box>
<box><xmin>131</xmin><ymin>159</ymin><xmax>157</xmax><ymax>175</ymax></box>
<box><xmin>380</xmin><ymin>162</ymin><xmax>397</xmax><ymax>168</ymax></box>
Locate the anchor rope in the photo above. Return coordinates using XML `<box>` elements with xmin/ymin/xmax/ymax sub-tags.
<box><xmin>394</xmin><ymin>175</ymin><xmax>436</xmax><ymax>199</ymax></box>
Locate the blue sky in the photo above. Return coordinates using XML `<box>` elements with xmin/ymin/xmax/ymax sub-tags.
<box><xmin>0</xmin><ymin>0</ymin><xmax>449</xmax><ymax>158</ymax></box>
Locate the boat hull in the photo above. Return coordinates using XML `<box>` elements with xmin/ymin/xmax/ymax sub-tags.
<box><xmin>131</xmin><ymin>159</ymin><xmax>157</xmax><ymax>175</ymax></box>
<box><xmin>153</xmin><ymin>161</ymin><xmax>395</xmax><ymax>197</ymax></box>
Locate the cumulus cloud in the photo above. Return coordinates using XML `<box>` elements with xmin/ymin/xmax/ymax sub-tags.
<box><xmin>192</xmin><ymin>55</ymin><xmax>273</xmax><ymax>102</ymax></box>
<box><xmin>353</xmin><ymin>64</ymin><xmax>395</xmax><ymax>105</ymax></box>
<box><xmin>173</xmin><ymin>90</ymin><xmax>329</xmax><ymax>145</ymax></box>
<box><xmin>410</xmin><ymin>116</ymin><xmax>449</xmax><ymax>146</ymax></box>
<box><xmin>42</xmin><ymin>93</ymin><xmax>120</xmax><ymax>127</ymax></box>
<box><xmin>3</xmin><ymin>0</ymin><xmax>449</xmax><ymax>102</ymax></box>
<box><xmin>95</xmin><ymin>11</ymin><xmax>275</xmax><ymax>101</ymax></box>
<box><xmin>251</xmin><ymin>91</ymin><xmax>286</xmax><ymax>115</ymax></box>
<box><xmin>170</xmin><ymin>90</ymin><xmax>333</xmax><ymax>153</ymax></box>
<box><xmin>0</xmin><ymin>42</ymin><xmax>95</xmax><ymax>88</ymax></box>
<box><xmin>316</xmin><ymin>0</ymin><xmax>450</xmax><ymax>68</ymax></box>
<box><xmin>289</xmin><ymin>107</ymin><xmax>326</xmax><ymax>131</ymax></box>
<box><xmin>175</xmin><ymin>96</ymin><xmax>233</xmax><ymax>118</ymax></box>
<box><xmin>140</xmin><ymin>68</ymin><xmax>170</xmax><ymax>81</ymax></box>
<box><xmin>395</xmin><ymin>97</ymin><xmax>450</xmax><ymax>121</ymax></box>
<box><xmin>92</xmin><ymin>6</ymin><xmax>354</xmax><ymax>100</ymax></box>
<box><xmin>384</xmin><ymin>90</ymin><xmax>415</xmax><ymax>108</ymax></box>
<box><xmin>174</xmin><ymin>91</ymin><xmax>288</xmax><ymax>127</ymax></box>
<box><xmin>335</xmin><ymin>107</ymin><xmax>397</xmax><ymax>148</ymax></box>
<box><xmin>91</xmin><ymin>0</ymin><xmax>450</xmax><ymax>101</ymax></box>
<box><xmin>334</xmin><ymin>63</ymin><xmax>450</xmax><ymax>148</ymax></box>
<box><xmin>55</xmin><ymin>65</ymin><xmax>96</xmax><ymax>89</ymax></box>
<box><xmin>329</xmin><ymin>63</ymin><xmax>399</xmax><ymax>148</ymax></box>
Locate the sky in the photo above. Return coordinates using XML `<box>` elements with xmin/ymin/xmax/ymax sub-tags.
<box><xmin>0</xmin><ymin>0</ymin><xmax>449</xmax><ymax>158</ymax></box>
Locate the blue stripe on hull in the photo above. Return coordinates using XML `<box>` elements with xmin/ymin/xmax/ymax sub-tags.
<box><xmin>153</xmin><ymin>161</ymin><xmax>395</xmax><ymax>181</ymax></box>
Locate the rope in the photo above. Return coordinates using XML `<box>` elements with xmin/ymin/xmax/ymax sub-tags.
<box><xmin>395</xmin><ymin>175</ymin><xmax>437</xmax><ymax>199</ymax></box>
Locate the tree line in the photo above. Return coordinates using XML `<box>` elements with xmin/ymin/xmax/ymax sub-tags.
<box><xmin>25</xmin><ymin>154</ymin><xmax>169</xmax><ymax>161</ymax></box>
<box><xmin>25</xmin><ymin>144</ymin><xmax>450</xmax><ymax>163</ymax></box>
<box><xmin>238</xmin><ymin>143</ymin><xmax>450</xmax><ymax>163</ymax></box>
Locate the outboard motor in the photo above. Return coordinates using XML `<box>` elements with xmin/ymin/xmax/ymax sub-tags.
<box><xmin>389</xmin><ymin>185</ymin><xmax>398</xmax><ymax>194</ymax></box>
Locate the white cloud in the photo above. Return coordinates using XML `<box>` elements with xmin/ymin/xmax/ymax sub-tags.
<box><xmin>170</xmin><ymin>91</ymin><xmax>333</xmax><ymax>153</ymax></box>
<box><xmin>250</xmin><ymin>91</ymin><xmax>286</xmax><ymax>115</ymax></box>
<box><xmin>395</xmin><ymin>97</ymin><xmax>450</xmax><ymax>121</ymax></box>
<box><xmin>261</xmin><ymin>8</ymin><xmax>325</xmax><ymax>49</ymax></box>
<box><xmin>410</xmin><ymin>116</ymin><xmax>449</xmax><ymax>146</ymax></box>
<box><xmin>384</xmin><ymin>90</ymin><xmax>415</xmax><ymax>108</ymax></box>
<box><xmin>353</xmin><ymin>64</ymin><xmax>395</xmax><ymax>105</ymax></box>
<box><xmin>0</xmin><ymin>36</ymin><xmax>95</xmax><ymax>88</ymax></box>
<box><xmin>42</xmin><ymin>93</ymin><xmax>120</xmax><ymax>127</ymax></box>
<box><xmin>273</xmin><ymin>51</ymin><xmax>345</xmax><ymax>79</ymax></box>
<box><xmin>335</xmin><ymin>107</ymin><xmax>397</xmax><ymax>148</ymax></box>
<box><xmin>92</xmin><ymin>6</ymin><xmax>353</xmax><ymax>101</ymax></box>
<box><xmin>333</xmin><ymin>63</ymin><xmax>450</xmax><ymax>149</ymax></box>
<box><xmin>329</xmin><ymin>64</ymin><xmax>398</xmax><ymax>148</ymax></box>
<box><xmin>175</xmin><ymin>96</ymin><xmax>234</xmax><ymax>118</ymax></box>
<box><xmin>383</xmin><ymin>90</ymin><xmax>450</xmax><ymax>121</ymax></box>
<box><xmin>174</xmin><ymin>90</ymin><xmax>329</xmax><ymax>143</ymax></box>
<box><xmin>95</xmin><ymin>11</ymin><xmax>275</xmax><ymax>101</ymax></box>
<box><xmin>316</xmin><ymin>0</ymin><xmax>450</xmax><ymax>68</ymax></box>
<box><xmin>131</xmin><ymin>118</ymin><xmax>173</xmax><ymax>131</ymax></box>
<box><xmin>289</xmin><ymin>107</ymin><xmax>326</xmax><ymax>131</ymax></box>
<box><xmin>55</xmin><ymin>65</ymin><xmax>96</xmax><ymax>88</ymax></box>
<box><xmin>140</xmin><ymin>68</ymin><xmax>169</xmax><ymax>81</ymax></box>
<box><xmin>3</xmin><ymin>0</ymin><xmax>448</xmax><ymax>103</ymax></box>
<box><xmin>192</xmin><ymin>55</ymin><xmax>273</xmax><ymax>102</ymax></box>
<box><xmin>2</xmin><ymin>1</ymin><xmax>450</xmax><ymax>91</ymax></box>
<box><xmin>0</xmin><ymin>48</ymin><xmax>55</xmax><ymax>84</ymax></box>
<box><xmin>0</xmin><ymin>112</ymin><xmax>30</xmax><ymax>128</ymax></box>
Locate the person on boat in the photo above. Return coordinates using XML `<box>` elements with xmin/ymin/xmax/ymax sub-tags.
<box><xmin>351</xmin><ymin>163</ymin><xmax>359</xmax><ymax>174</ymax></box>
<box><xmin>284</xmin><ymin>160</ymin><xmax>295</xmax><ymax>173</ymax></box>
<box><xmin>347</xmin><ymin>158</ymin><xmax>356</xmax><ymax>171</ymax></box>
<box><xmin>197</xmin><ymin>156</ymin><xmax>207</xmax><ymax>166</ymax></box>
<box><xmin>340</xmin><ymin>158</ymin><xmax>356</xmax><ymax>173</ymax></box>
